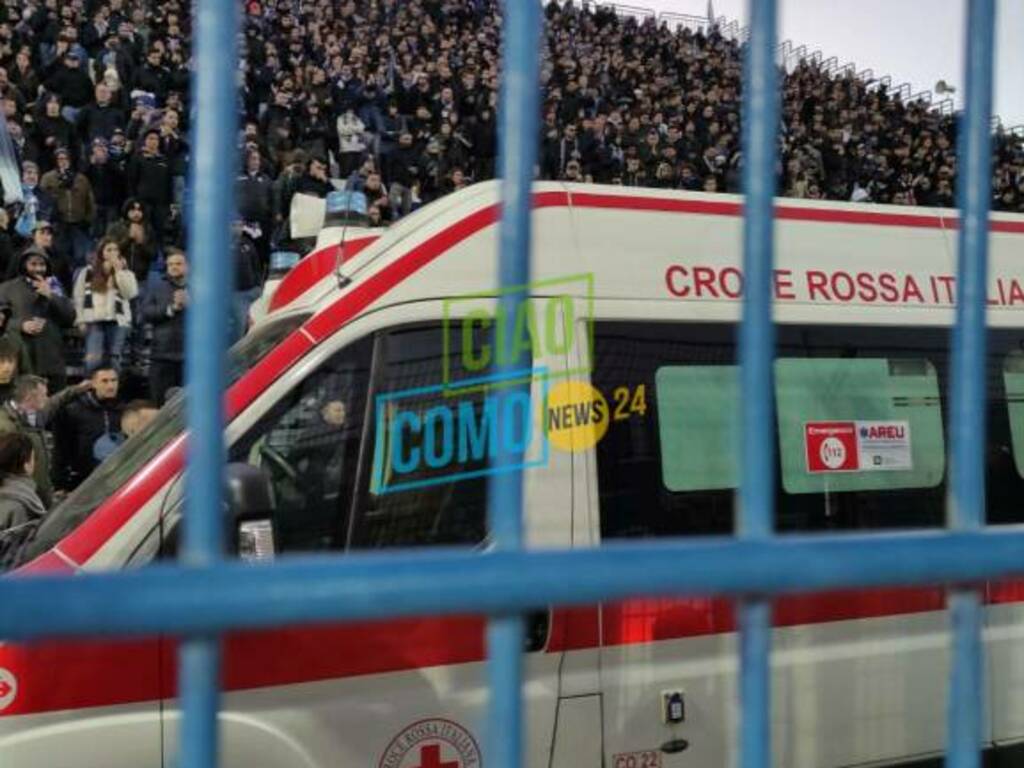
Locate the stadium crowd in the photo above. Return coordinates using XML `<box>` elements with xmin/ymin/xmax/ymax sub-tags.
<box><xmin>0</xmin><ymin>0</ymin><xmax>1020</xmax><ymax>534</ymax></box>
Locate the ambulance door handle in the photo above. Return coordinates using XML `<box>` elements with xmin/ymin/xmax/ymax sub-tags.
<box><xmin>524</xmin><ymin>609</ymin><xmax>550</xmax><ymax>653</ymax></box>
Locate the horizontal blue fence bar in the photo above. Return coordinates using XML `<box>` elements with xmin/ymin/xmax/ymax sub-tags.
<box><xmin>5</xmin><ymin>529</ymin><xmax>1022</xmax><ymax>641</ymax></box>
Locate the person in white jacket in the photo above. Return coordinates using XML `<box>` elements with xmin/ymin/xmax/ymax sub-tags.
<box><xmin>72</xmin><ymin>236</ymin><xmax>139</xmax><ymax>373</ymax></box>
<box><xmin>336</xmin><ymin>107</ymin><xmax>367</xmax><ymax>179</ymax></box>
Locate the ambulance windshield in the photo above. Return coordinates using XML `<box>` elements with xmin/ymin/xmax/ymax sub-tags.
<box><xmin>20</xmin><ymin>313</ymin><xmax>312</xmax><ymax>566</ymax></box>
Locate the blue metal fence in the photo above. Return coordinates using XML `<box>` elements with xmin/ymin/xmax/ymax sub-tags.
<box><xmin>0</xmin><ymin>0</ymin><xmax>1006</xmax><ymax>766</ymax></box>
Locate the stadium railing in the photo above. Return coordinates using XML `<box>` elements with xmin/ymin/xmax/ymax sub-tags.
<box><xmin>0</xmin><ymin>3</ymin><xmax>1005</xmax><ymax>768</ymax></box>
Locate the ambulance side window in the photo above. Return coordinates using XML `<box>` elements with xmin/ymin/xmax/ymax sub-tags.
<box><xmin>346</xmin><ymin>325</ymin><xmax>490</xmax><ymax>550</ymax></box>
<box><xmin>228</xmin><ymin>336</ymin><xmax>374</xmax><ymax>554</ymax></box>
<box><xmin>594</xmin><ymin>322</ymin><xmax>1024</xmax><ymax>539</ymax></box>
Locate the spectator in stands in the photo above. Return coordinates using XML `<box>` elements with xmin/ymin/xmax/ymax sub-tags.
<box><xmin>53</xmin><ymin>366</ymin><xmax>125</xmax><ymax>492</ymax></box>
<box><xmin>31</xmin><ymin>95</ymin><xmax>75</xmax><ymax>174</ymax></box>
<box><xmin>385</xmin><ymin>132</ymin><xmax>418</xmax><ymax>217</ymax></box>
<box><xmin>0</xmin><ymin>212</ymin><xmax>14</xmax><ymax>279</ymax></box>
<box><xmin>236</xmin><ymin>148</ymin><xmax>273</xmax><ymax>256</ymax></box>
<box><xmin>78</xmin><ymin>82</ymin><xmax>125</xmax><ymax>147</ymax></box>
<box><xmin>73</xmin><ymin>237</ymin><xmax>139</xmax><ymax>373</ymax></box>
<box><xmin>0</xmin><ymin>432</ymin><xmax>46</xmax><ymax>533</ymax></box>
<box><xmin>160</xmin><ymin>107</ymin><xmax>189</xmax><ymax>206</ymax></box>
<box><xmin>295</xmin><ymin>155</ymin><xmax>332</xmax><ymax>198</ymax></box>
<box><xmin>121</xmin><ymin>399</ymin><xmax>158</xmax><ymax>439</ymax></box>
<box><xmin>11</xmin><ymin>163</ymin><xmax>55</xmax><ymax>242</ymax></box>
<box><xmin>9</xmin><ymin>49</ymin><xmax>40</xmax><ymax>106</ymax></box>
<box><xmin>44</xmin><ymin>49</ymin><xmax>93</xmax><ymax>122</ymax></box>
<box><xmin>0</xmin><ymin>338</ymin><xmax>19</xmax><ymax>403</ymax></box>
<box><xmin>231</xmin><ymin>222</ymin><xmax>261</xmax><ymax>343</ymax></box>
<box><xmin>0</xmin><ymin>248</ymin><xmax>75</xmax><ymax>391</ymax></box>
<box><xmin>126</xmin><ymin>129</ymin><xmax>173</xmax><ymax>246</ymax></box>
<box><xmin>12</xmin><ymin>221</ymin><xmax>69</xmax><ymax>292</ymax></box>
<box><xmin>86</xmin><ymin>138</ymin><xmax>127</xmax><ymax>238</ymax></box>
<box><xmin>336</xmin><ymin>107</ymin><xmax>367</xmax><ymax>179</ymax></box>
<box><xmin>272</xmin><ymin>149</ymin><xmax>307</xmax><ymax>231</ymax></box>
<box><xmin>143</xmin><ymin>248</ymin><xmax>187</xmax><ymax>405</ymax></box>
<box><xmin>106</xmin><ymin>198</ymin><xmax>157</xmax><ymax>285</ymax></box>
<box><xmin>0</xmin><ymin>374</ymin><xmax>87</xmax><ymax>508</ymax></box>
<box><xmin>40</xmin><ymin>147</ymin><xmax>95</xmax><ymax>269</ymax></box>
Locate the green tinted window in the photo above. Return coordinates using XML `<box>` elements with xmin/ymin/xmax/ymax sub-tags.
<box><xmin>776</xmin><ymin>358</ymin><xmax>945</xmax><ymax>494</ymax></box>
<box><xmin>1003</xmin><ymin>352</ymin><xmax>1024</xmax><ymax>478</ymax></box>
<box><xmin>655</xmin><ymin>366</ymin><xmax>738</xmax><ymax>491</ymax></box>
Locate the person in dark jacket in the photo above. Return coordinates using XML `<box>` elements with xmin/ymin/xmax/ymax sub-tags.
<box><xmin>0</xmin><ymin>432</ymin><xmax>46</xmax><ymax>546</ymax></box>
<box><xmin>0</xmin><ymin>374</ymin><xmax>87</xmax><ymax>508</ymax></box>
<box><xmin>294</xmin><ymin>155</ymin><xmax>332</xmax><ymax>198</ymax></box>
<box><xmin>31</xmin><ymin>94</ymin><xmax>75</xmax><ymax>174</ymax></box>
<box><xmin>231</xmin><ymin>223</ymin><xmax>261</xmax><ymax>343</ymax></box>
<box><xmin>132</xmin><ymin>48</ymin><xmax>170</xmax><ymax>104</ymax></box>
<box><xmin>142</xmin><ymin>248</ymin><xmax>187</xmax><ymax>405</ymax></box>
<box><xmin>85</xmin><ymin>138</ymin><xmax>127</xmax><ymax>237</ymax></box>
<box><xmin>0</xmin><ymin>337</ymin><xmax>19</xmax><ymax>404</ymax></box>
<box><xmin>43</xmin><ymin>50</ymin><xmax>94</xmax><ymax>115</ymax></box>
<box><xmin>106</xmin><ymin>198</ymin><xmax>157</xmax><ymax>284</ymax></box>
<box><xmin>0</xmin><ymin>210</ymin><xmax>15</xmax><ymax>280</ymax></box>
<box><xmin>52</xmin><ymin>366</ymin><xmax>124</xmax><ymax>492</ymax></box>
<box><xmin>0</xmin><ymin>247</ymin><xmax>76</xmax><ymax>391</ymax></box>
<box><xmin>76</xmin><ymin>82</ymin><xmax>125</xmax><ymax>146</ymax></box>
<box><xmin>236</xmin><ymin>147</ymin><xmax>273</xmax><ymax>255</ymax></box>
<box><xmin>12</xmin><ymin>221</ymin><xmax>72</xmax><ymax>291</ymax></box>
<box><xmin>126</xmin><ymin>130</ymin><xmax>173</xmax><ymax>245</ymax></box>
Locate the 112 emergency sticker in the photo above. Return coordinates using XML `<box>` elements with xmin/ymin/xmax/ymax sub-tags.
<box><xmin>805</xmin><ymin>420</ymin><xmax>912</xmax><ymax>473</ymax></box>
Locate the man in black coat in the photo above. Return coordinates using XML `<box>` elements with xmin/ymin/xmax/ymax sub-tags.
<box><xmin>77</xmin><ymin>82</ymin><xmax>126</xmax><ymax>147</ymax></box>
<box><xmin>43</xmin><ymin>51</ymin><xmax>94</xmax><ymax>113</ymax></box>
<box><xmin>294</xmin><ymin>156</ymin><xmax>332</xmax><ymax>198</ymax></box>
<box><xmin>126</xmin><ymin>130</ymin><xmax>173</xmax><ymax>246</ymax></box>
<box><xmin>132</xmin><ymin>48</ymin><xmax>170</xmax><ymax>104</ymax></box>
<box><xmin>52</xmin><ymin>366</ymin><xmax>124</xmax><ymax>492</ymax></box>
<box><xmin>0</xmin><ymin>247</ymin><xmax>75</xmax><ymax>391</ymax></box>
<box><xmin>142</xmin><ymin>248</ymin><xmax>187</xmax><ymax>405</ymax></box>
<box><xmin>85</xmin><ymin>138</ymin><xmax>127</xmax><ymax>237</ymax></box>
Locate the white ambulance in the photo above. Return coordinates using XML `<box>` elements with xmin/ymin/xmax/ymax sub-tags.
<box><xmin>247</xmin><ymin>190</ymin><xmax>383</xmax><ymax>326</ymax></box>
<box><xmin>3</xmin><ymin>181</ymin><xmax>1024</xmax><ymax>768</ymax></box>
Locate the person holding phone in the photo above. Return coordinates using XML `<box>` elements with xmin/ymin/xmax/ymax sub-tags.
<box><xmin>73</xmin><ymin>237</ymin><xmax>138</xmax><ymax>373</ymax></box>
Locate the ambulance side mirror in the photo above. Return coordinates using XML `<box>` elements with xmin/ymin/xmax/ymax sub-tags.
<box><xmin>225</xmin><ymin>463</ymin><xmax>278</xmax><ymax>563</ymax></box>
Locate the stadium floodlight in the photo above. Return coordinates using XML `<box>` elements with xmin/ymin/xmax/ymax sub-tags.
<box><xmin>936</xmin><ymin>79</ymin><xmax>957</xmax><ymax>94</ymax></box>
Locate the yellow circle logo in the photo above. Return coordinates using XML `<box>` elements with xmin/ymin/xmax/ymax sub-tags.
<box><xmin>544</xmin><ymin>380</ymin><xmax>609</xmax><ymax>452</ymax></box>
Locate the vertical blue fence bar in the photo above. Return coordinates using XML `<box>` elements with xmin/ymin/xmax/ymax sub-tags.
<box><xmin>180</xmin><ymin>0</ymin><xmax>239</xmax><ymax>766</ymax></box>
<box><xmin>486</xmin><ymin>2</ymin><xmax>542</xmax><ymax>768</ymax></box>
<box><xmin>947</xmin><ymin>1</ymin><xmax>996</xmax><ymax>766</ymax></box>
<box><xmin>737</xmin><ymin>0</ymin><xmax>779</xmax><ymax>766</ymax></box>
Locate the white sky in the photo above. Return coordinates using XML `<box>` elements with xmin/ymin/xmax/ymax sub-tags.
<box><xmin>633</xmin><ymin>0</ymin><xmax>1024</xmax><ymax>125</ymax></box>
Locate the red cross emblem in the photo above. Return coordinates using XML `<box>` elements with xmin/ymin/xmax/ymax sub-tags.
<box><xmin>414</xmin><ymin>744</ymin><xmax>459</xmax><ymax>768</ymax></box>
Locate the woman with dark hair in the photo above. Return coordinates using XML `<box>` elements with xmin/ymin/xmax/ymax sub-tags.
<box><xmin>73</xmin><ymin>237</ymin><xmax>139</xmax><ymax>372</ymax></box>
<box><xmin>0</xmin><ymin>432</ymin><xmax>45</xmax><ymax>532</ymax></box>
